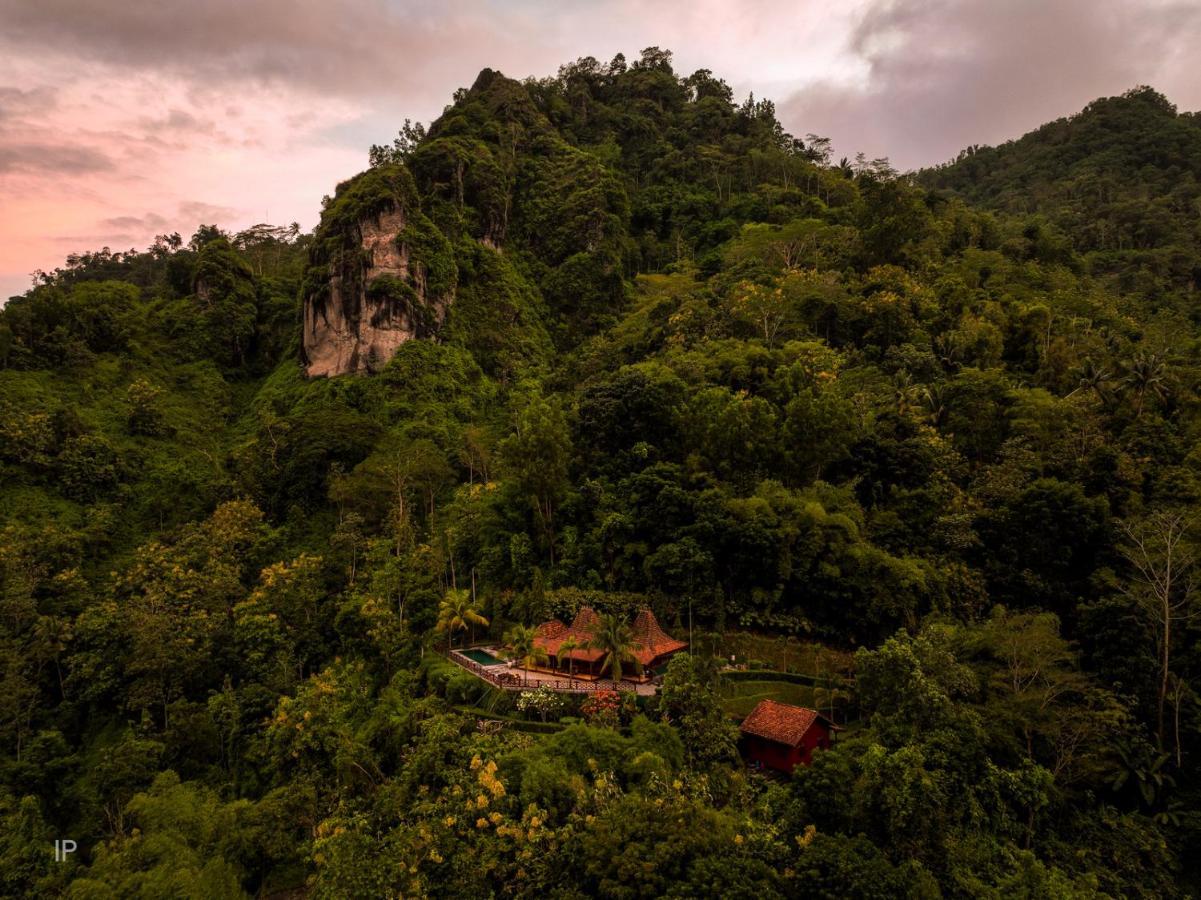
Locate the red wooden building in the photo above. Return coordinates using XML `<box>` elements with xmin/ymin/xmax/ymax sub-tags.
<box><xmin>739</xmin><ymin>699</ymin><xmax>834</xmax><ymax>773</ymax></box>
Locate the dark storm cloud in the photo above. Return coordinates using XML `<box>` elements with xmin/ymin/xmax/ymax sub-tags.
<box><xmin>779</xmin><ymin>0</ymin><xmax>1201</xmax><ymax>170</ymax></box>
<box><xmin>0</xmin><ymin>143</ymin><xmax>113</xmax><ymax>174</ymax></box>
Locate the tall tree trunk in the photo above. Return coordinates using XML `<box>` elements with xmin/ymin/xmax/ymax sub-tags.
<box><xmin>1172</xmin><ymin>675</ymin><xmax>1184</xmax><ymax>767</ymax></box>
<box><xmin>1158</xmin><ymin>608</ymin><xmax>1170</xmax><ymax>750</ymax></box>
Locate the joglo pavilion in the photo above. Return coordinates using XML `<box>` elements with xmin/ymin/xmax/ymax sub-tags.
<box><xmin>532</xmin><ymin>606</ymin><xmax>687</xmax><ymax>682</ymax></box>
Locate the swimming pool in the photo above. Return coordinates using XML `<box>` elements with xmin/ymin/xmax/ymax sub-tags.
<box><xmin>462</xmin><ymin>648</ymin><xmax>505</xmax><ymax>666</ymax></box>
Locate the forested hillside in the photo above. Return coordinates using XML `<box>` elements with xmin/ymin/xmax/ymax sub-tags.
<box><xmin>920</xmin><ymin>86</ymin><xmax>1201</xmax><ymax>301</ymax></box>
<box><xmin>2</xmin><ymin>50</ymin><xmax>1200</xmax><ymax>897</ymax></box>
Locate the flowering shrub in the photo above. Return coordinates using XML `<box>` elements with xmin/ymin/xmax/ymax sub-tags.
<box><xmin>581</xmin><ymin>689</ymin><xmax>635</xmax><ymax>727</ymax></box>
<box><xmin>515</xmin><ymin>687</ymin><xmax>567</xmax><ymax>722</ymax></box>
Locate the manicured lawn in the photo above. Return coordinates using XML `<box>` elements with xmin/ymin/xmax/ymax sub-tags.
<box><xmin>715</xmin><ymin>632</ymin><xmax>853</xmax><ymax>677</ymax></box>
<box><xmin>719</xmin><ymin>679</ymin><xmax>831</xmax><ymax>718</ymax></box>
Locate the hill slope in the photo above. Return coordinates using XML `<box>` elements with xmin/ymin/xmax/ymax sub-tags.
<box><xmin>921</xmin><ymin>86</ymin><xmax>1201</xmax><ymax>296</ymax></box>
<box><xmin>0</xmin><ymin>53</ymin><xmax>1200</xmax><ymax>897</ymax></box>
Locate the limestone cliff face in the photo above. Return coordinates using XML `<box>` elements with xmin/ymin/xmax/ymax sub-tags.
<box><xmin>301</xmin><ymin>166</ymin><xmax>455</xmax><ymax>377</ymax></box>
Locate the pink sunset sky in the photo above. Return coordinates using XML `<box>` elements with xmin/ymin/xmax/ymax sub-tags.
<box><xmin>1</xmin><ymin>0</ymin><xmax>1199</xmax><ymax>301</ymax></box>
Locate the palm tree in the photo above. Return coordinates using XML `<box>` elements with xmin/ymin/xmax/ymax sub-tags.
<box><xmin>503</xmin><ymin>624</ymin><xmax>549</xmax><ymax>686</ymax></box>
<box><xmin>33</xmin><ymin>614</ymin><xmax>72</xmax><ymax>700</ymax></box>
<box><xmin>1066</xmin><ymin>358</ymin><xmax>1112</xmax><ymax>403</ymax></box>
<box><xmin>435</xmin><ymin>588</ymin><xmax>488</xmax><ymax>653</ymax></box>
<box><xmin>1123</xmin><ymin>351</ymin><xmax>1168</xmax><ymax>418</ymax></box>
<box><xmin>892</xmin><ymin>371</ymin><xmax>918</xmax><ymax>418</ymax></box>
<box><xmin>588</xmin><ymin>613</ymin><xmax>643</xmax><ymax>684</ymax></box>
<box><xmin>558</xmin><ymin>635</ymin><xmax>579</xmax><ymax>678</ymax></box>
<box><xmin>921</xmin><ymin>384</ymin><xmax>947</xmax><ymax>428</ymax></box>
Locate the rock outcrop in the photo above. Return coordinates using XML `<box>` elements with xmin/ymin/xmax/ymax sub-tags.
<box><xmin>301</xmin><ymin>165</ymin><xmax>455</xmax><ymax>377</ymax></box>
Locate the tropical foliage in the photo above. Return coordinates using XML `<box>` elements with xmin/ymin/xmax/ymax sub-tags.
<box><xmin>436</xmin><ymin>588</ymin><xmax>489</xmax><ymax>651</ymax></box>
<box><xmin>1</xmin><ymin>50</ymin><xmax>1200</xmax><ymax>896</ymax></box>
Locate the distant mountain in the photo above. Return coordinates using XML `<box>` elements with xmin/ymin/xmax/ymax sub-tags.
<box><xmin>920</xmin><ymin>86</ymin><xmax>1201</xmax><ymax>292</ymax></box>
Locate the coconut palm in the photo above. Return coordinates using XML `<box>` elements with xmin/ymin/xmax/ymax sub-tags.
<box><xmin>892</xmin><ymin>371</ymin><xmax>919</xmax><ymax>418</ymax></box>
<box><xmin>435</xmin><ymin>588</ymin><xmax>488</xmax><ymax>653</ymax></box>
<box><xmin>558</xmin><ymin>635</ymin><xmax>580</xmax><ymax>677</ymax></box>
<box><xmin>1123</xmin><ymin>351</ymin><xmax>1168</xmax><ymax>417</ymax></box>
<box><xmin>588</xmin><ymin>613</ymin><xmax>643</xmax><ymax>684</ymax></box>
<box><xmin>504</xmin><ymin>624</ymin><xmax>549</xmax><ymax>686</ymax></box>
<box><xmin>921</xmin><ymin>383</ymin><xmax>948</xmax><ymax>428</ymax></box>
<box><xmin>1066</xmin><ymin>358</ymin><xmax>1113</xmax><ymax>403</ymax></box>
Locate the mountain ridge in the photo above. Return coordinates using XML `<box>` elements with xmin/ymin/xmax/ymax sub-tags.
<box><xmin>1</xmin><ymin>52</ymin><xmax>1200</xmax><ymax>896</ymax></box>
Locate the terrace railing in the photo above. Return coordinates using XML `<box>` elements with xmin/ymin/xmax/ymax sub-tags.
<box><xmin>447</xmin><ymin>651</ymin><xmax>631</xmax><ymax>693</ymax></box>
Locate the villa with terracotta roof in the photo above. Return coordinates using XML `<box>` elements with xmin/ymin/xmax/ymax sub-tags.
<box><xmin>533</xmin><ymin>606</ymin><xmax>687</xmax><ymax>682</ymax></box>
<box><xmin>739</xmin><ymin>699</ymin><xmax>833</xmax><ymax>773</ymax></box>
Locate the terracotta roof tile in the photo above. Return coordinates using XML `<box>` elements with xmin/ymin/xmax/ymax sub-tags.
<box><xmin>533</xmin><ymin>612</ymin><xmax>603</xmax><ymax>661</ymax></box>
<box><xmin>630</xmin><ymin>608</ymin><xmax>687</xmax><ymax>665</ymax></box>
<box><xmin>569</xmin><ymin>606</ymin><xmax>601</xmax><ymax>633</ymax></box>
<box><xmin>532</xmin><ymin>606</ymin><xmax>687</xmax><ymax>666</ymax></box>
<box><xmin>739</xmin><ymin>700</ymin><xmax>822</xmax><ymax>747</ymax></box>
<box><xmin>534</xmin><ymin>620</ymin><xmax>569</xmax><ymax>640</ymax></box>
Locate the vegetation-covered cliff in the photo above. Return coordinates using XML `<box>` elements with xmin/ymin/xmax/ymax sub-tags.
<box><xmin>1</xmin><ymin>49</ymin><xmax>1200</xmax><ymax>896</ymax></box>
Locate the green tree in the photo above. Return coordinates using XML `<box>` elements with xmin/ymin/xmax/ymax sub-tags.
<box><xmin>575</xmin><ymin>793</ymin><xmax>735</xmax><ymax>899</ymax></box>
<box><xmin>0</xmin><ymin>791</ymin><xmax>68</xmax><ymax>896</ymax></box>
<box><xmin>126</xmin><ymin>378</ymin><xmax>169</xmax><ymax>437</ymax></box>
<box><xmin>115</xmin><ymin>501</ymin><xmax>268</xmax><ymax>728</ymax></box>
<box><xmin>782</xmin><ymin>388</ymin><xmax>856</xmax><ymax>482</ymax></box>
<box><xmin>499</xmin><ymin>393</ymin><xmax>572</xmax><ymax>564</ymax></box>
<box><xmin>1118</xmin><ymin>510</ymin><xmax>1200</xmax><ymax>761</ymax></box>
<box><xmin>727</xmin><ymin>280</ymin><xmax>788</xmax><ymax>346</ymax></box>
<box><xmin>967</xmin><ymin>607</ymin><xmax>1126</xmax><ymax>782</ymax></box>
<box><xmin>67</xmin><ymin>772</ymin><xmax>251</xmax><ymax>898</ymax></box>
<box><xmin>368</xmin><ymin>119</ymin><xmax>427</xmax><ymax>167</ymax></box>
<box><xmin>588</xmin><ymin>613</ymin><xmax>643</xmax><ymax>684</ymax></box>
<box><xmin>658</xmin><ymin>653</ymin><xmax>738</xmax><ymax>767</ymax></box>
<box><xmin>503</xmin><ymin>624</ymin><xmax>549</xmax><ymax>685</ymax></box>
<box><xmin>435</xmin><ymin>588</ymin><xmax>488</xmax><ymax>652</ymax></box>
<box><xmin>1122</xmin><ymin>351</ymin><xmax>1169</xmax><ymax>418</ymax></box>
<box><xmin>557</xmin><ymin>634</ymin><xmax>580</xmax><ymax>677</ymax></box>
<box><xmin>189</xmin><ymin>237</ymin><xmax>257</xmax><ymax>366</ymax></box>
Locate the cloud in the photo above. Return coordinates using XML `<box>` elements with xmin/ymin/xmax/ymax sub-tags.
<box><xmin>178</xmin><ymin>200</ymin><xmax>239</xmax><ymax>223</ymax></box>
<box><xmin>0</xmin><ymin>0</ymin><xmax>859</xmax><ymax>112</ymax></box>
<box><xmin>0</xmin><ymin>0</ymin><xmax>515</xmax><ymax>100</ymax></box>
<box><xmin>100</xmin><ymin>213</ymin><xmax>170</xmax><ymax>231</ymax></box>
<box><xmin>95</xmin><ymin>204</ymin><xmax>243</xmax><ymax>249</ymax></box>
<box><xmin>0</xmin><ymin>85</ymin><xmax>56</xmax><ymax>121</ymax></box>
<box><xmin>0</xmin><ymin>143</ymin><xmax>114</xmax><ymax>174</ymax></box>
<box><xmin>778</xmin><ymin>0</ymin><xmax>1201</xmax><ymax>170</ymax></box>
<box><xmin>139</xmin><ymin>108</ymin><xmax>203</xmax><ymax>133</ymax></box>
<box><xmin>1</xmin><ymin>0</ymin><xmax>1200</xmax><ymax>302</ymax></box>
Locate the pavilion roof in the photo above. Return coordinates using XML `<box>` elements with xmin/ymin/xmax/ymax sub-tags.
<box><xmin>534</xmin><ymin>620</ymin><xmax>569</xmax><ymax>641</ymax></box>
<box><xmin>569</xmin><ymin>606</ymin><xmax>601</xmax><ymax>634</ymax></box>
<box><xmin>531</xmin><ymin>606</ymin><xmax>687</xmax><ymax>665</ymax></box>
<box><xmin>630</xmin><ymin>608</ymin><xmax>688</xmax><ymax>665</ymax></box>
<box><xmin>533</xmin><ymin>609</ymin><xmax>603</xmax><ymax>662</ymax></box>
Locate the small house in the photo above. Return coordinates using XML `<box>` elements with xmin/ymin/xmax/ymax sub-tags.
<box><xmin>739</xmin><ymin>699</ymin><xmax>833</xmax><ymax>773</ymax></box>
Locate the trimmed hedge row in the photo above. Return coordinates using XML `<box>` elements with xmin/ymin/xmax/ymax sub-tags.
<box><xmin>721</xmin><ymin>669</ymin><xmax>849</xmax><ymax>689</ymax></box>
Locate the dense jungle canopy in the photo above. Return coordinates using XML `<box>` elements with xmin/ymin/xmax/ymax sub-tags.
<box><xmin>2</xmin><ymin>48</ymin><xmax>1201</xmax><ymax>897</ymax></box>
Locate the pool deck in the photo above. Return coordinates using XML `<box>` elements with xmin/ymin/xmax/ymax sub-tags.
<box><xmin>448</xmin><ymin>648</ymin><xmax>660</xmax><ymax>696</ymax></box>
